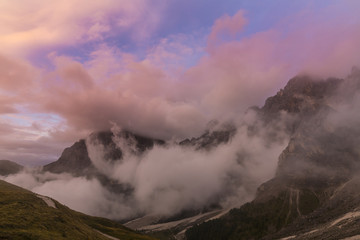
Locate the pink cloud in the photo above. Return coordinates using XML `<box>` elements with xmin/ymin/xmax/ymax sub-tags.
<box><xmin>207</xmin><ymin>10</ymin><xmax>247</xmax><ymax>51</ymax></box>
<box><xmin>1</xmin><ymin>2</ymin><xmax>360</xmax><ymax>165</ymax></box>
<box><xmin>22</xmin><ymin>6</ymin><xmax>360</xmax><ymax>138</ymax></box>
<box><xmin>0</xmin><ymin>55</ymin><xmax>37</xmax><ymax>92</ymax></box>
<box><xmin>181</xmin><ymin>4</ymin><xmax>360</xmax><ymax>118</ymax></box>
<box><xmin>0</xmin><ymin>0</ymin><xmax>165</xmax><ymax>56</ymax></box>
<box><xmin>53</xmin><ymin>56</ymin><xmax>94</xmax><ymax>90</ymax></box>
<box><xmin>0</xmin><ymin>97</ymin><xmax>18</xmax><ymax>114</ymax></box>
<box><xmin>0</xmin><ymin>120</ymin><xmax>68</xmax><ymax>166</ymax></box>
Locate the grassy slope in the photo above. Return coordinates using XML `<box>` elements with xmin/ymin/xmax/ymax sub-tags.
<box><xmin>0</xmin><ymin>180</ymin><xmax>157</xmax><ymax>240</ymax></box>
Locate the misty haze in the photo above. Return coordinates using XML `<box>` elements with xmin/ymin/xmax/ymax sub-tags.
<box><xmin>1</xmin><ymin>1</ymin><xmax>360</xmax><ymax>240</ymax></box>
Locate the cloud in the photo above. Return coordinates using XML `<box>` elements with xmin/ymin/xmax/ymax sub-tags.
<box><xmin>179</xmin><ymin>2</ymin><xmax>360</xmax><ymax>118</ymax></box>
<box><xmin>0</xmin><ymin>0</ymin><xmax>165</xmax><ymax>56</ymax></box>
<box><xmin>0</xmin><ymin>127</ymin><xmax>68</xmax><ymax>166</ymax></box>
<box><xmin>1</xmin><ymin>2</ymin><xmax>360</xmax><ymax>165</ymax></box>
<box><xmin>2</xmin><ymin>112</ymin><xmax>289</xmax><ymax>219</ymax></box>
<box><xmin>4</xmin><ymin>70</ymin><xmax>360</xmax><ymax>221</ymax></box>
<box><xmin>0</xmin><ymin>54</ymin><xmax>38</xmax><ymax>92</ymax></box>
<box><xmin>37</xmin><ymin>51</ymin><xmax>208</xmax><ymax>140</ymax></box>
<box><xmin>0</xmin><ymin>98</ymin><xmax>18</xmax><ymax>114</ymax></box>
<box><xmin>207</xmin><ymin>10</ymin><xmax>247</xmax><ymax>50</ymax></box>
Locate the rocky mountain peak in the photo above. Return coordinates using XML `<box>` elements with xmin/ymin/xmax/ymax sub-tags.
<box><xmin>262</xmin><ymin>75</ymin><xmax>341</xmax><ymax>115</ymax></box>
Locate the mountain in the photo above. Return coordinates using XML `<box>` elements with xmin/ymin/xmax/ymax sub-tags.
<box><xmin>43</xmin><ymin>127</ymin><xmax>234</xmax><ymax>178</ymax></box>
<box><xmin>185</xmin><ymin>69</ymin><xmax>360</xmax><ymax>239</ymax></box>
<box><xmin>0</xmin><ymin>160</ymin><xmax>23</xmax><ymax>176</ymax></box>
<box><xmin>43</xmin><ymin>131</ymin><xmax>165</xmax><ymax>177</ymax></box>
<box><xmin>0</xmin><ymin>179</ymin><xmax>156</xmax><ymax>240</ymax></box>
<box><xmin>39</xmin><ymin>68</ymin><xmax>360</xmax><ymax>239</ymax></box>
<box><xmin>41</xmin><ymin>122</ymin><xmax>238</xmax><ymax>239</ymax></box>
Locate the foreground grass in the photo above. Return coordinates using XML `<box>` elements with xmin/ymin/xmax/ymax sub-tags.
<box><xmin>0</xmin><ymin>180</ymin><xmax>157</xmax><ymax>240</ymax></box>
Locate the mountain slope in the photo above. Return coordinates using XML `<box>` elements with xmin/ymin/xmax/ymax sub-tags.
<box><xmin>0</xmin><ymin>179</ymin><xmax>156</xmax><ymax>240</ymax></box>
<box><xmin>186</xmin><ymin>70</ymin><xmax>360</xmax><ymax>240</ymax></box>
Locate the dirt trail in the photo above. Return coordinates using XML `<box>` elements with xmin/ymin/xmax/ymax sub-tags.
<box><xmin>95</xmin><ymin>230</ymin><xmax>120</xmax><ymax>240</ymax></box>
<box><xmin>36</xmin><ymin>194</ymin><xmax>56</xmax><ymax>208</ymax></box>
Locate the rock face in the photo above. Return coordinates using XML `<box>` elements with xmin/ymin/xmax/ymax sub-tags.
<box><xmin>186</xmin><ymin>71</ymin><xmax>360</xmax><ymax>240</ymax></box>
<box><xmin>0</xmin><ymin>160</ymin><xmax>23</xmax><ymax>176</ymax></box>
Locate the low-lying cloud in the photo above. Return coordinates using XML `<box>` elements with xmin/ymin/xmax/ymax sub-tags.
<box><xmin>2</xmin><ymin>112</ymin><xmax>289</xmax><ymax>220</ymax></box>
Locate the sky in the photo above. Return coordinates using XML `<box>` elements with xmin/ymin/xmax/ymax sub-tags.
<box><xmin>1</xmin><ymin>0</ymin><xmax>360</xmax><ymax>166</ymax></box>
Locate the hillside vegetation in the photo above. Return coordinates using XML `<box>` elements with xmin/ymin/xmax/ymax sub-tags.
<box><xmin>0</xmin><ymin>180</ymin><xmax>156</xmax><ymax>240</ymax></box>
